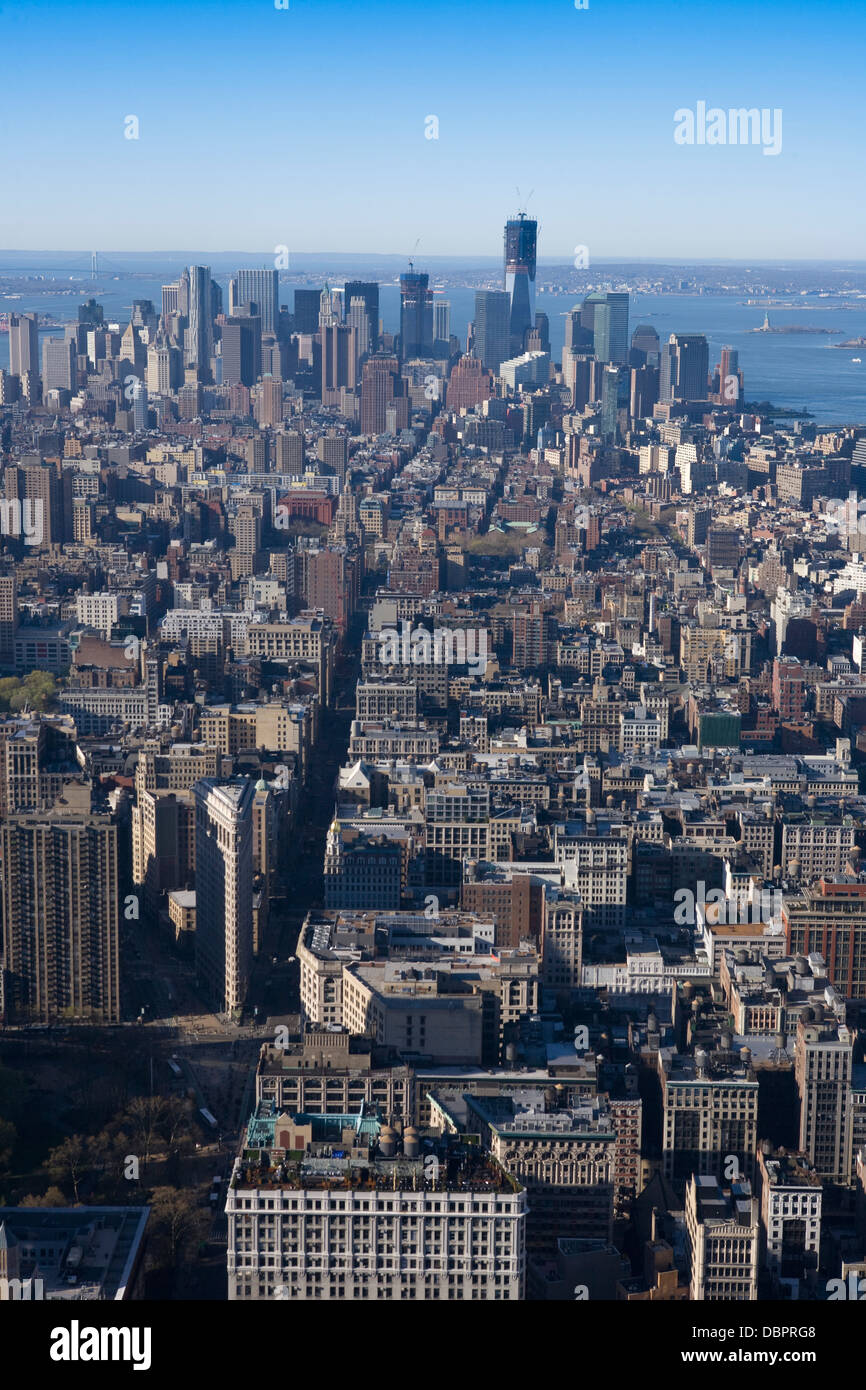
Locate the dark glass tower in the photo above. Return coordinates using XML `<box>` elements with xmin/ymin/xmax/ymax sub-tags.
<box><xmin>661</xmin><ymin>333</ymin><xmax>709</xmax><ymax>402</ymax></box>
<box><xmin>293</xmin><ymin>289</ymin><xmax>321</xmax><ymax>335</ymax></box>
<box><xmin>504</xmin><ymin>213</ymin><xmax>537</xmax><ymax>353</ymax></box>
<box><xmin>344</xmin><ymin>281</ymin><xmax>380</xmax><ymax>351</ymax></box>
<box><xmin>474</xmin><ymin>290</ymin><xmax>510</xmax><ymax>373</ymax></box>
<box><xmin>399</xmin><ymin>268</ymin><xmax>433</xmax><ymax>359</ymax></box>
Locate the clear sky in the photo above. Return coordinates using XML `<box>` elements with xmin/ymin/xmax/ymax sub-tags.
<box><xmin>1</xmin><ymin>0</ymin><xmax>863</xmax><ymax>260</ymax></box>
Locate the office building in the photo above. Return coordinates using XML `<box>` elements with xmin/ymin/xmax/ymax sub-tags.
<box><xmin>227</xmin><ymin>1114</ymin><xmax>525</xmax><ymax>1300</ymax></box>
<box><xmin>659</xmin><ymin>1047</ymin><xmax>759</xmax><ymax>1183</ymax></box>
<box><xmin>686</xmin><ymin>1175</ymin><xmax>759</xmax><ymax>1301</ymax></box>
<box><xmin>255</xmin><ymin>1026</ymin><xmax>414</xmax><ymax>1118</ymax></box>
<box><xmin>41</xmin><ymin>336</ymin><xmax>75</xmax><ymax>393</ymax></box>
<box><xmin>361</xmin><ymin>355</ymin><xmax>406</xmax><ymax>435</ymax></box>
<box><xmin>631</xmin><ymin>323</ymin><xmax>660</xmax><ymax>364</ymax></box>
<box><xmin>293</xmin><ymin>288</ymin><xmax>321</xmax><ymax>335</ymax></box>
<box><xmin>504</xmin><ymin>213</ymin><xmax>537</xmax><ymax>353</ymax></box>
<box><xmin>131</xmin><ymin>788</ymin><xmax>196</xmax><ymax>921</ymax></box>
<box><xmin>9</xmin><ymin>313</ymin><xmax>39</xmax><ymax>381</ymax></box>
<box><xmin>473</xmin><ymin>290</ymin><xmax>510</xmax><ymax>373</ymax></box>
<box><xmin>399</xmin><ymin>269</ymin><xmax>433</xmax><ymax>359</ymax></box>
<box><xmin>756</xmin><ymin>1146</ymin><xmax>822</xmax><ymax>1296</ymax></box>
<box><xmin>433</xmin><ymin>298</ymin><xmax>450</xmax><ymax>346</ymax></box>
<box><xmin>445</xmin><ymin>354</ymin><xmax>493</xmax><ymax>412</ymax></box>
<box><xmin>344</xmin><ymin>281</ymin><xmax>379</xmax><ymax>350</ymax></box>
<box><xmin>592</xmin><ymin>292</ymin><xmax>629</xmax><ymax>365</ymax></box>
<box><xmin>464</xmin><ymin>1094</ymin><xmax>616</xmax><ymax>1251</ymax></box>
<box><xmin>4</xmin><ymin>460</ymin><xmax>65</xmax><ymax>549</ymax></box>
<box><xmin>194</xmin><ymin>778</ymin><xmax>254</xmax><ymax>1016</ymax></box>
<box><xmin>221</xmin><ymin>317</ymin><xmax>260</xmax><ymax>388</ymax></box>
<box><xmin>347</xmin><ymin>297</ymin><xmax>371</xmax><ymax>362</ymax></box>
<box><xmin>795</xmin><ymin>1010</ymin><xmax>854</xmax><ymax>1183</ymax></box>
<box><xmin>783</xmin><ymin>877</ymin><xmax>866</xmax><ymax>997</ymax></box>
<box><xmin>320</xmin><ymin>322</ymin><xmax>356</xmax><ymax>397</ymax></box>
<box><xmin>234</xmin><ymin>268</ymin><xmax>279</xmax><ymax>337</ymax></box>
<box><xmin>660</xmin><ymin>333</ymin><xmax>709</xmax><ymax>402</ymax></box>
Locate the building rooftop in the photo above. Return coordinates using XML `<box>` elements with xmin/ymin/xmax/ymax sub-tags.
<box><xmin>0</xmin><ymin>1207</ymin><xmax>149</xmax><ymax>1300</ymax></box>
<box><xmin>231</xmin><ymin>1109</ymin><xmax>519</xmax><ymax>1195</ymax></box>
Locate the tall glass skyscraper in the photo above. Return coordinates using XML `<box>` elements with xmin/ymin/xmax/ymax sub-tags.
<box><xmin>660</xmin><ymin>333</ymin><xmax>709</xmax><ymax>402</ymax></box>
<box><xmin>344</xmin><ymin>281</ymin><xmax>379</xmax><ymax>350</ymax></box>
<box><xmin>433</xmin><ymin>299</ymin><xmax>451</xmax><ymax>346</ymax></box>
<box><xmin>592</xmin><ymin>292</ymin><xmax>630</xmax><ymax>365</ymax></box>
<box><xmin>399</xmin><ymin>269</ymin><xmax>433</xmax><ymax>359</ymax></box>
<box><xmin>188</xmin><ymin>265</ymin><xmax>214</xmax><ymax>382</ymax></box>
<box><xmin>504</xmin><ymin>213</ymin><xmax>537</xmax><ymax>353</ymax></box>
<box><xmin>474</xmin><ymin>290</ymin><xmax>510</xmax><ymax>373</ymax></box>
<box><xmin>293</xmin><ymin>289</ymin><xmax>321</xmax><ymax>335</ymax></box>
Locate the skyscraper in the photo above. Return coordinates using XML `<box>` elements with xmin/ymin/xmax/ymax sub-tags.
<box><xmin>564</xmin><ymin>307</ymin><xmax>593</xmax><ymax>354</ymax></box>
<box><xmin>347</xmin><ymin>296</ymin><xmax>371</xmax><ymax>362</ymax></box>
<box><xmin>221</xmin><ymin>317</ymin><xmax>260</xmax><ymax>388</ymax></box>
<box><xmin>321</xmin><ymin>322</ymin><xmax>356</xmax><ymax>397</ymax></box>
<box><xmin>716</xmin><ymin>345</ymin><xmax>743</xmax><ymax>404</ymax></box>
<box><xmin>77</xmin><ymin>299</ymin><xmax>104</xmax><ymax>327</ymax></box>
<box><xmin>132</xmin><ymin>380</ymin><xmax>148</xmax><ymax>431</ymax></box>
<box><xmin>194</xmin><ymin>778</ymin><xmax>254</xmax><ymax>1016</ymax></box>
<box><xmin>446</xmin><ymin>354</ymin><xmax>493</xmax><ymax>411</ymax></box>
<box><xmin>504</xmin><ymin>213</ymin><xmax>537</xmax><ymax>353</ymax></box>
<box><xmin>532</xmin><ymin>311</ymin><xmax>550</xmax><ymax>354</ymax></box>
<box><xmin>9</xmin><ymin>314</ymin><xmax>39</xmax><ymax>380</ymax></box>
<box><xmin>631</xmin><ymin>323</ymin><xmax>660</xmax><ymax>365</ymax></box>
<box><xmin>600</xmin><ymin>364</ymin><xmax>621</xmax><ymax>441</ymax></box>
<box><xmin>361</xmin><ymin>355</ymin><xmax>406</xmax><ymax>435</ymax></box>
<box><xmin>344</xmin><ymin>281</ymin><xmax>379</xmax><ymax>350</ymax></box>
<box><xmin>474</xmin><ymin>290</ymin><xmax>510</xmax><ymax>373</ymax></box>
<box><xmin>162</xmin><ymin>270</ymin><xmax>189</xmax><ymax>321</ymax></box>
<box><xmin>592</xmin><ymin>292</ymin><xmax>630</xmax><ymax>365</ymax></box>
<box><xmin>41</xmin><ymin>337</ymin><xmax>75</xmax><ymax>393</ymax></box>
<box><xmin>562</xmin><ymin>349</ymin><xmax>592</xmax><ymax>410</ymax></box>
<box><xmin>234</xmin><ymin>268</ymin><xmax>279</xmax><ymax>337</ymax></box>
<box><xmin>660</xmin><ymin>333</ymin><xmax>710</xmax><ymax>402</ymax></box>
<box><xmin>399</xmin><ymin>268</ymin><xmax>433</xmax><ymax>359</ymax></box>
<box><xmin>293</xmin><ymin>289</ymin><xmax>321</xmax><ymax>335</ymax></box>
<box><xmin>318</xmin><ymin>284</ymin><xmax>338</xmax><ymax>329</ymax></box>
<box><xmin>580</xmin><ymin>292</ymin><xmax>603</xmax><ymax>336</ymax></box>
<box><xmin>187</xmin><ymin>265</ymin><xmax>214</xmax><ymax>382</ymax></box>
<box><xmin>630</xmin><ymin>363</ymin><xmax>659</xmax><ymax>418</ymax></box>
<box><xmin>433</xmin><ymin>299</ymin><xmax>451</xmax><ymax>346</ymax></box>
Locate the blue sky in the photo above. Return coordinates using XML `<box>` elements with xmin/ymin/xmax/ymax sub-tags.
<box><xmin>1</xmin><ymin>0</ymin><xmax>863</xmax><ymax>259</ymax></box>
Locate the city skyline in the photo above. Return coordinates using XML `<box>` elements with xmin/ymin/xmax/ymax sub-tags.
<box><xmin>2</xmin><ymin>0</ymin><xmax>865</xmax><ymax>1333</ymax></box>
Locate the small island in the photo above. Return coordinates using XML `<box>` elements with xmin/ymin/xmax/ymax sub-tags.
<box><xmin>749</xmin><ymin>313</ymin><xmax>844</xmax><ymax>335</ymax></box>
